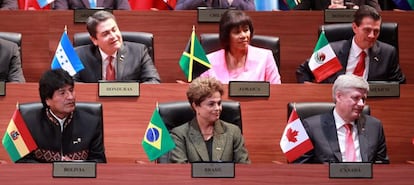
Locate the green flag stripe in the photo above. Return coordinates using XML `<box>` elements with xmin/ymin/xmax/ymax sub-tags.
<box><xmin>182</xmin><ymin>52</ymin><xmax>212</xmax><ymax>68</ymax></box>
<box><xmin>313</xmin><ymin>32</ymin><xmax>329</xmax><ymax>52</ymax></box>
<box><xmin>2</xmin><ymin>133</ymin><xmax>21</xmax><ymax>162</ymax></box>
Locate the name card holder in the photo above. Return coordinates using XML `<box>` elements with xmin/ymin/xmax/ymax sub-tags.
<box><xmin>329</xmin><ymin>162</ymin><xmax>373</xmax><ymax>178</ymax></box>
<box><xmin>228</xmin><ymin>81</ymin><xmax>270</xmax><ymax>97</ymax></box>
<box><xmin>368</xmin><ymin>81</ymin><xmax>400</xmax><ymax>97</ymax></box>
<box><xmin>74</xmin><ymin>9</ymin><xmax>113</xmax><ymax>23</ymax></box>
<box><xmin>324</xmin><ymin>9</ymin><xmax>356</xmax><ymax>23</ymax></box>
<box><xmin>53</xmin><ymin>161</ymin><xmax>97</xmax><ymax>178</ymax></box>
<box><xmin>191</xmin><ymin>162</ymin><xmax>235</xmax><ymax>178</ymax></box>
<box><xmin>0</xmin><ymin>81</ymin><xmax>5</xmax><ymax>96</ymax></box>
<box><xmin>197</xmin><ymin>7</ymin><xmax>235</xmax><ymax>23</ymax></box>
<box><xmin>98</xmin><ymin>81</ymin><xmax>140</xmax><ymax>97</ymax></box>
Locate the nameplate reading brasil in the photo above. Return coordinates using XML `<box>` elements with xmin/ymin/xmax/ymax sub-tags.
<box><xmin>191</xmin><ymin>162</ymin><xmax>235</xmax><ymax>178</ymax></box>
<box><xmin>329</xmin><ymin>162</ymin><xmax>372</xmax><ymax>178</ymax></box>
<box><xmin>99</xmin><ymin>82</ymin><xmax>140</xmax><ymax>97</ymax></box>
<box><xmin>229</xmin><ymin>81</ymin><xmax>270</xmax><ymax>97</ymax></box>
<box><xmin>0</xmin><ymin>81</ymin><xmax>5</xmax><ymax>96</ymax></box>
<box><xmin>53</xmin><ymin>161</ymin><xmax>96</xmax><ymax>178</ymax></box>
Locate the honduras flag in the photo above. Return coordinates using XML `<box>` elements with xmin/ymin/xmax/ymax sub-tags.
<box><xmin>37</xmin><ymin>0</ymin><xmax>55</xmax><ymax>8</ymax></box>
<box><xmin>51</xmin><ymin>32</ymin><xmax>84</xmax><ymax>76</ymax></box>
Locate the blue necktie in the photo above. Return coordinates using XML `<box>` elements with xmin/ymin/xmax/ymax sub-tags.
<box><xmin>89</xmin><ymin>0</ymin><xmax>96</xmax><ymax>9</ymax></box>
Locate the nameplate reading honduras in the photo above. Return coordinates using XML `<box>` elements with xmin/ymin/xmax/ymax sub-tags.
<box><xmin>0</xmin><ymin>81</ymin><xmax>5</xmax><ymax>96</ymax></box>
<box><xmin>329</xmin><ymin>162</ymin><xmax>372</xmax><ymax>178</ymax></box>
<box><xmin>98</xmin><ymin>82</ymin><xmax>140</xmax><ymax>97</ymax></box>
<box><xmin>53</xmin><ymin>161</ymin><xmax>97</xmax><ymax>178</ymax></box>
<box><xmin>228</xmin><ymin>81</ymin><xmax>270</xmax><ymax>97</ymax></box>
<box><xmin>368</xmin><ymin>81</ymin><xmax>400</xmax><ymax>97</ymax></box>
<box><xmin>191</xmin><ymin>162</ymin><xmax>235</xmax><ymax>178</ymax></box>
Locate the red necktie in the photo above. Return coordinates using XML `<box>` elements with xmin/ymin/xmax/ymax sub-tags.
<box><xmin>106</xmin><ymin>56</ymin><xmax>115</xmax><ymax>80</ymax></box>
<box><xmin>344</xmin><ymin>123</ymin><xmax>356</xmax><ymax>162</ymax></box>
<box><xmin>353</xmin><ymin>51</ymin><xmax>366</xmax><ymax>76</ymax></box>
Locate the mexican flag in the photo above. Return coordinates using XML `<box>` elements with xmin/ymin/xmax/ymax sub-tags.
<box><xmin>308</xmin><ymin>32</ymin><xmax>342</xmax><ymax>82</ymax></box>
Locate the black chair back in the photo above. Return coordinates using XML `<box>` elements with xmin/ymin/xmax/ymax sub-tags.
<box><xmin>0</xmin><ymin>32</ymin><xmax>22</xmax><ymax>46</ymax></box>
<box><xmin>200</xmin><ymin>33</ymin><xmax>280</xmax><ymax>69</ymax></box>
<box><xmin>73</xmin><ymin>31</ymin><xmax>154</xmax><ymax>62</ymax></box>
<box><xmin>287</xmin><ymin>102</ymin><xmax>370</xmax><ymax>121</ymax></box>
<box><xmin>319</xmin><ymin>22</ymin><xmax>398</xmax><ymax>53</ymax></box>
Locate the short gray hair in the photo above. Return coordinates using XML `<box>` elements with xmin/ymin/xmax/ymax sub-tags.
<box><xmin>332</xmin><ymin>74</ymin><xmax>369</xmax><ymax>101</ymax></box>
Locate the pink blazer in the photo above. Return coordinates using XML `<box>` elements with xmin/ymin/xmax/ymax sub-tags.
<box><xmin>201</xmin><ymin>45</ymin><xmax>281</xmax><ymax>84</ymax></box>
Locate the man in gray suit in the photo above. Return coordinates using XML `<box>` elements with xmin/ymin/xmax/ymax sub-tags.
<box><xmin>74</xmin><ymin>11</ymin><xmax>160</xmax><ymax>83</ymax></box>
<box><xmin>294</xmin><ymin>74</ymin><xmax>388</xmax><ymax>164</ymax></box>
<box><xmin>296</xmin><ymin>5</ymin><xmax>405</xmax><ymax>83</ymax></box>
<box><xmin>175</xmin><ymin>0</ymin><xmax>255</xmax><ymax>10</ymax></box>
<box><xmin>0</xmin><ymin>38</ymin><xmax>25</xmax><ymax>82</ymax></box>
<box><xmin>54</xmin><ymin>0</ymin><xmax>130</xmax><ymax>10</ymax></box>
<box><xmin>0</xmin><ymin>0</ymin><xmax>18</xmax><ymax>10</ymax></box>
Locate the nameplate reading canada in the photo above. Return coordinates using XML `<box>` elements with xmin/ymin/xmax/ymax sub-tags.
<box><xmin>0</xmin><ymin>81</ymin><xmax>5</xmax><ymax>96</ymax></box>
<box><xmin>98</xmin><ymin>82</ymin><xmax>140</xmax><ymax>97</ymax></box>
<box><xmin>191</xmin><ymin>162</ymin><xmax>235</xmax><ymax>178</ymax></box>
<box><xmin>53</xmin><ymin>162</ymin><xmax>96</xmax><ymax>178</ymax></box>
<box><xmin>229</xmin><ymin>81</ymin><xmax>270</xmax><ymax>97</ymax></box>
<box><xmin>324</xmin><ymin>9</ymin><xmax>356</xmax><ymax>23</ymax></box>
<box><xmin>368</xmin><ymin>82</ymin><xmax>400</xmax><ymax>97</ymax></box>
<box><xmin>329</xmin><ymin>162</ymin><xmax>372</xmax><ymax>178</ymax></box>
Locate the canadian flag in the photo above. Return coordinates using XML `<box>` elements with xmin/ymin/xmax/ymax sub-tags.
<box><xmin>280</xmin><ymin>109</ymin><xmax>314</xmax><ymax>163</ymax></box>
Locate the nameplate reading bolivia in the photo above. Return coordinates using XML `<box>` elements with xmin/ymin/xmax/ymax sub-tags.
<box><xmin>98</xmin><ymin>82</ymin><xmax>140</xmax><ymax>97</ymax></box>
<box><xmin>229</xmin><ymin>81</ymin><xmax>270</xmax><ymax>97</ymax></box>
<box><xmin>0</xmin><ymin>81</ymin><xmax>5</xmax><ymax>96</ymax></box>
<box><xmin>368</xmin><ymin>81</ymin><xmax>400</xmax><ymax>97</ymax></box>
<box><xmin>191</xmin><ymin>162</ymin><xmax>235</xmax><ymax>178</ymax></box>
<box><xmin>53</xmin><ymin>162</ymin><xmax>97</xmax><ymax>178</ymax></box>
<box><xmin>329</xmin><ymin>162</ymin><xmax>372</xmax><ymax>178</ymax></box>
<box><xmin>324</xmin><ymin>9</ymin><xmax>356</xmax><ymax>23</ymax></box>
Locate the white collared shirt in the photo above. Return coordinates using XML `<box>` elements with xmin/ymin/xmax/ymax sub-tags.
<box><xmin>333</xmin><ymin>108</ymin><xmax>362</xmax><ymax>162</ymax></box>
<box><xmin>346</xmin><ymin>37</ymin><xmax>369</xmax><ymax>80</ymax></box>
<box><xmin>99</xmin><ymin>48</ymin><xmax>117</xmax><ymax>80</ymax></box>
<box><xmin>48</xmin><ymin>109</ymin><xmax>67</xmax><ymax>133</ymax></box>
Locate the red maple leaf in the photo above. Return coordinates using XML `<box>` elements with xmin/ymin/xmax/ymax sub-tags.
<box><xmin>286</xmin><ymin>128</ymin><xmax>299</xmax><ymax>143</ymax></box>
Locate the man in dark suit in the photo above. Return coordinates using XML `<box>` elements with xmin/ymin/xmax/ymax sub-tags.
<box><xmin>294</xmin><ymin>74</ymin><xmax>388</xmax><ymax>164</ymax></box>
<box><xmin>0</xmin><ymin>38</ymin><xmax>25</xmax><ymax>82</ymax></box>
<box><xmin>0</xmin><ymin>0</ymin><xmax>18</xmax><ymax>9</ymax></box>
<box><xmin>296</xmin><ymin>5</ymin><xmax>405</xmax><ymax>83</ymax></box>
<box><xmin>294</xmin><ymin>0</ymin><xmax>381</xmax><ymax>11</ymax></box>
<box><xmin>175</xmin><ymin>0</ymin><xmax>255</xmax><ymax>10</ymax></box>
<box><xmin>53</xmin><ymin>0</ymin><xmax>130</xmax><ymax>10</ymax></box>
<box><xmin>74</xmin><ymin>11</ymin><xmax>160</xmax><ymax>83</ymax></box>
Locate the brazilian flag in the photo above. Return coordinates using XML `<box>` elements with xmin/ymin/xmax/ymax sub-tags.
<box><xmin>178</xmin><ymin>27</ymin><xmax>211</xmax><ymax>82</ymax></box>
<box><xmin>142</xmin><ymin>107</ymin><xmax>175</xmax><ymax>161</ymax></box>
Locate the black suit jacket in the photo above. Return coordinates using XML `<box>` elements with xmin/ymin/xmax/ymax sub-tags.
<box><xmin>294</xmin><ymin>0</ymin><xmax>381</xmax><ymax>11</ymax></box>
<box><xmin>296</xmin><ymin>39</ymin><xmax>405</xmax><ymax>83</ymax></box>
<box><xmin>0</xmin><ymin>39</ymin><xmax>25</xmax><ymax>82</ymax></box>
<box><xmin>294</xmin><ymin>111</ymin><xmax>389</xmax><ymax>164</ymax></box>
<box><xmin>74</xmin><ymin>42</ymin><xmax>160</xmax><ymax>83</ymax></box>
<box><xmin>53</xmin><ymin>0</ymin><xmax>131</xmax><ymax>10</ymax></box>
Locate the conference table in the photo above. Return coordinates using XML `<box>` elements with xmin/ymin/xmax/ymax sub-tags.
<box><xmin>0</xmin><ymin>163</ymin><xmax>413</xmax><ymax>184</ymax></box>
<box><xmin>1</xmin><ymin>83</ymin><xmax>413</xmax><ymax>164</ymax></box>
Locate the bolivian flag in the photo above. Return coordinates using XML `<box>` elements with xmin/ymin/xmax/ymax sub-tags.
<box><xmin>178</xmin><ymin>26</ymin><xmax>211</xmax><ymax>82</ymax></box>
<box><xmin>2</xmin><ymin>108</ymin><xmax>37</xmax><ymax>162</ymax></box>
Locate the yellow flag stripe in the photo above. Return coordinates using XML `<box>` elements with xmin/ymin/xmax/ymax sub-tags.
<box><xmin>6</xmin><ymin>120</ymin><xmax>30</xmax><ymax>156</ymax></box>
<box><xmin>182</xmin><ymin>52</ymin><xmax>212</xmax><ymax>68</ymax></box>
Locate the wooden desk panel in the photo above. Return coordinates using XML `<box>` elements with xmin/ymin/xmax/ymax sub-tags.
<box><xmin>0</xmin><ymin>164</ymin><xmax>413</xmax><ymax>184</ymax></box>
<box><xmin>1</xmin><ymin>84</ymin><xmax>413</xmax><ymax>164</ymax></box>
<box><xmin>0</xmin><ymin>11</ymin><xmax>413</xmax><ymax>83</ymax></box>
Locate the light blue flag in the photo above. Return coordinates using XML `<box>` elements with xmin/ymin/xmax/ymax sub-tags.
<box><xmin>37</xmin><ymin>0</ymin><xmax>54</xmax><ymax>8</ymax></box>
<box><xmin>51</xmin><ymin>32</ymin><xmax>84</xmax><ymax>76</ymax></box>
<box><xmin>255</xmin><ymin>0</ymin><xmax>279</xmax><ymax>11</ymax></box>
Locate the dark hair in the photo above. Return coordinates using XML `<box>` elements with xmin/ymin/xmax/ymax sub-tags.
<box><xmin>353</xmin><ymin>5</ymin><xmax>381</xmax><ymax>26</ymax></box>
<box><xmin>187</xmin><ymin>77</ymin><xmax>224</xmax><ymax>107</ymax></box>
<box><xmin>219</xmin><ymin>10</ymin><xmax>254</xmax><ymax>51</ymax></box>
<box><xmin>39</xmin><ymin>69</ymin><xmax>74</xmax><ymax>108</ymax></box>
<box><xmin>86</xmin><ymin>10</ymin><xmax>116</xmax><ymax>39</ymax></box>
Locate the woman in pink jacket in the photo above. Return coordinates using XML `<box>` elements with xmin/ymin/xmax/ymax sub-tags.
<box><xmin>200</xmin><ymin>10</ymin><xmax>281</xmax><ymax>84</ymax></box>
